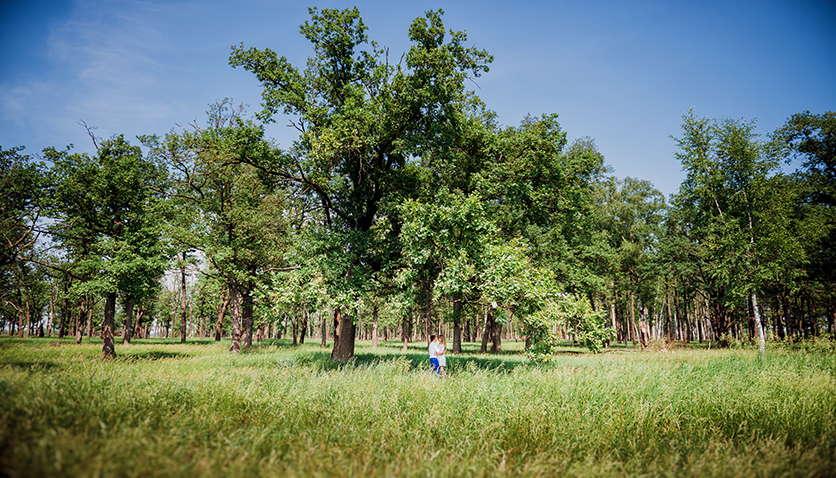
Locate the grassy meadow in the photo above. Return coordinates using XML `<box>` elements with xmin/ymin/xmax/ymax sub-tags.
<box><xmin>0</xmin><ymin>336</ymin><xmax>834</xmax><ymax>477</ymax></box>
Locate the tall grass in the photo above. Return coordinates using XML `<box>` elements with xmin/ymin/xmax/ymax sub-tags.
<box><xmin>1</xmin><ymin>337</ymin><xmax>834</xmax><ymax>477</ymax></box>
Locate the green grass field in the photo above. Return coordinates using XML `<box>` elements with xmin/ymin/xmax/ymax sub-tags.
<box><xmin>1</xmin><ymin>336</ymin><xmax>834</xmax><ymax>477</ymax></box>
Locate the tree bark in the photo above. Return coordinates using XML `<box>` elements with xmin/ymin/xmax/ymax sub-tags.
<box><xmin>292</xmin><ymin>309</ymin><xmax>299</xmax><ymax>345</ymax></box>
<box><xmin>372</xmin><ymin>304</ymin><xmax>379</xmax><ymax>348</ymax></box>
<box><xmin>229</xmin><ymin>285</ymin><xmax>242</xmax><ymax>353</ymax></box>
<box><xmin>752</xmin><ymin>292</ymin><xmax>765</xmax><ymax>357</ymax></box>
<box><xmin>480</xmin><ymin>306</ymin><xmax>490</xmax><ymax>353</ymax></box>
<box><xmin>781</xmin><ymin>292</ymin><xmax>793</xmax><ymax>341</ymax></box>
<box><xmin>629</xmin><ymin>289</ymin><xmax>639</xmax><ymax>347</ymax></box>
<box><xmin>215</xmin><ymin>288</ymin><xmax>230</xmax><ymax>341</ymax></box>
<box><xmin>490</xmin><ymin>310</ymin><xmax>502</xmax><ymax>354</ymax></box>
<box><xmin>401</xmin><ymin>310</ymin><xmax>410</xmax><ymax>352</ymax></box>
<box><xmin>58</xmin><ymin>294</ymin><xmax>67</xmax><ymax>340</ymax></box>
<box><xmin>101</xmin><ymin>292</ymin><xmax>116</xmax><ymax>358</ymax></box>
<box><xmin>123</xmin><ymin>298</ymin><xmax>134</xmax><ymax>345</ymax></box>
<box><xmin>331</xmin><ymin>307</ymin><xmax>355</xmax><ymax>361</ymax></box>
<box><xmin>300</xmin><ymin>307</ymin><xmax>308</xmax><ymax>344</ymax></box>
<box><xmin>86</xmin><ymin>296</ymin><xmax>93</xmax><ymax>339</ymax></box>
<box><xmin>180</xmin><ymin>254</ymin><xmax>188</xmax><ymax>343</ymax></box>
<box><xmin>709</xmin><ymin>297</ymin><xmax>731</xmax><ymax>346</ymax></box>
<box><xmin>133</xmin><ymin>305</ymin><xmax>145</xmax><ymax>339</ymax></box>
<box><xmin>75</xmin><ymin>297</ymin><xmax>85</xmax><ymax>344</ymax></box>
<box><xmin>320</xmin><ymin>310</ymin><xmax>327</xmax><ymax>348</ymax></box>
<box><xmin>452</xmin><ymin>299</ymin><xmax>462</xmax><ymax>353</ymax></box>
<box><xmin>242</xmin><ymin>290</ymin><xmax>254</xmax><ymax>349</ymax></box>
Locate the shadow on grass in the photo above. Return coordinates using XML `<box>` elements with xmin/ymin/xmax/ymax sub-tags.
<box><xmin>130</xmin><ymin>338</ymin><xmax>224</xmax><ymax>346</ymax></box>
<box><xmin>117</xmin><ymin>350</ymin><xmax>190</xmax><ymax>362</ymax></box>
<box><xmin>288</xmin><ymin>348</ymin><xmax>529</xmax><ymax>373</ymax></box>
<box><xmin>0</xmin><ymin>360</ymin><xmax>59</xmax><ymax>371</ymax></box>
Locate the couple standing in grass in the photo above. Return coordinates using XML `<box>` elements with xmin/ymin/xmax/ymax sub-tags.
<box><xmin>428</xmin><ymin>335</ymin><xmax>448</xmax><ymax>378</ymax></box>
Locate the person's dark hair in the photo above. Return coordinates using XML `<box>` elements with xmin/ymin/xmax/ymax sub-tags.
<box><xmin>430</xmin><ymin>335</ymin><xmax>436</xmax><ymax>341</ymax></box>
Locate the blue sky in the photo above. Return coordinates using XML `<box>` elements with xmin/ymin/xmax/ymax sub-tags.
<box><xmin>1</xmin><ymin>0</ymin><xmax>834</xmax><ymax>197</ymax></box>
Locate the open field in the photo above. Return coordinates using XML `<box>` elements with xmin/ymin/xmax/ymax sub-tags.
<box><xmin>1</xmin><ymin>337</ymin><xmax>834</xmax><ymax>477</ymax></box>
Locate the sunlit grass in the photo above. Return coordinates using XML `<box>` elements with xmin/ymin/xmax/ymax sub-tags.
<box><xmin>1</xmin><ymin>336</ymin><xmax>834</xmax><ymax>477</ymax></box>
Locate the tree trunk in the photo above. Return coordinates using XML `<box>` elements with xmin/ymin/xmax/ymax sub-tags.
<box><xmin>228</xmin><ymin>285</ymin><xmax>242</xmax><ymax>353</ymax></box>
<box><xmin>101</xmin><ymin>292</ymin><xmax>116</xmax><ymax>358</ymax></box>
<box><xmin>752</xmin><ymin>292</ymin><xmax>765</xmax><ymax>357</ymax></box>
<box><xmin>180</xmin><ymin>254</ymin><xmax>188</xmax><ymax>343</ymax></box>
<box><xmin>15</xmin><ymin>288</ymin><xmax>25</xmax><ymax>338</ymax></box>
<box><xmin>490</xmin><ymin>310</ymin><xmax>502</xmax><ymax>354</ymax></box>
<box><xmin>709</xmin><ymin>297</ymin><xmax>731</xmax><ymax>346</ymax></box>
<box><xmin>242</xmin><ymin>290</ymin><xmax>254</xmax><ymax>349</ymax></box>
<box><xmin>75</xmin><ymin>297</ymin><xmax>85</xmax><ymax>344</ymax></box>
<box><xmin>86</xmin><ymin>296</ymin><xmax>94</xmax><ymax>339</ymax></box>
<box><xmin>372</xmin><ymin>304</ymin><xmax>379</xmax><ymax>349</ymax></box>
<box><xmin>331</xmin><ymin>307</ymin><xmax>355</xmax><ymax>361</ymax></box>
<box><xmin>123</xmin><ymin>298</ymin><xmax>134</xmax><ymax>345</ymax></box>
<box><xmin>58</xmin><ymin>295</ymin><xmax>67</xmax><ymax>340</ymax></box>
<box><xmin>47</xmin><ymin>279</ymin><xmax>55</xmax><ymax>338</ymax></box>
<box><xmin>452</xmin><ymin>299</ymin><xmax>462</xmax><ymax>353</ymax></box>
<box><xmin>401</xmin><ymin>310</ymin><xmax>410</xmax><ymax>352</ymax></box>
<box><xmin>299</xmin><ymin>307</ymin><xmax>308</xmax><ymax>344</ymax></box>
<box><xmin>629</xmin><ymin>289</ymin><xmax>639</xmax><ymax>347</ymax></box>
<box><xmin>215</xmin><ymin>288</ymin><xmax>230</xmax><ymax>341</ymax></box>
<box><xmin>480</xmin><ymin>306</ymin><xmax>490</xmax><ymax>353</ymax></box>
<box><xmin>24</xmin><ymin>290</ymin><xmax>32</xmax><ymax>337</ymax></box>
<box><xmin>320</xmin><ymin>310</ymin><xmax>327</xmax><ymax>348</ymax></box>
<box><xmin>773</xmin><ymin>296</ymin><xmax>785</xmax><ymax>340</ymax></box>
<box><xmin>781</xmin><ymin>292</ymin><xmax>793</xmax><ymax>341</ymax></box>
<box><xmin>292</xmin><ymin>309</ymin><xmax>299</xmax><ymax>346</ymax></box>
<box><xmin>131</xmin><ymin>302</ymin><xmax>147</xmax><ymax>339</ymax></box>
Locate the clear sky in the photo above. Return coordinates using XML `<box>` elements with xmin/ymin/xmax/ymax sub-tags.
<box><xmin>1</xmin><ymin>0</ymin><xmax>834</xmax><ymax>197</ymax></box>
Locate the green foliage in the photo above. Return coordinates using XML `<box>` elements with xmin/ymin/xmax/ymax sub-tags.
<box><xmin>526</xmin><ymin>293</ymin><xmax>614</xmax><ymax>360</ymax></box>
<box><xmin>667</xmin><ymin>109</ymin><xmax>786</xmax><ymax>341</ymax></box>
<box><xmin>0</xmin><ymin>145</ymin><xmax>46</xmax><ymax>267</ymax></box>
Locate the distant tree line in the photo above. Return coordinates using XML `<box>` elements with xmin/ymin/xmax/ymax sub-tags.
<box><xmin>1</xmin><ymin>8</ymin><xmax>833</xmax><ymax>359</ymax></box>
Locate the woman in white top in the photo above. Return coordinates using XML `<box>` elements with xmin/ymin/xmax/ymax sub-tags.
<box><xmin>437</xmin><ymin>334</ymin><xmax>448</xmax><ymax>378</ymax></box>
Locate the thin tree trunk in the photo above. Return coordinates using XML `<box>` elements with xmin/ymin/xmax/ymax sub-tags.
<box><xmin>480</xmin><ymin>306</ymin><xmax>490</xmax><ymax>353</ymax></box>
<box><xmin>242</xmin><ymin>290</ymin><xmax>254</xmax><ymax>349</ymax></box>
<box><xmin>372</xmin><ymin>304</ymin><xmax>379</xmax><ymax>349</ymax></box>
<box><xmin>123</xmin><ymin>298</ymin><xmax>134</xmax><ymax>345</ymax></box>
<box><xmin>215</xmin><ymin>288</ymin><xmax>230</xmax><ymax>341</ymax></box>
<box><xmin>490</xmin><ymin>309</ymin><xmax>502</xmax><ymax>354</ymax></box>
<box><xmin>630</xmin><ymin>289</ymin><xmax>639</xmax><ymax>347</ymax></box>
<box><xmin>23</xmin><ymin>287</ymin><xmax>31</xmax><ymax>338</ymax></box>
<box><xmin>782</xmin><ymin>292</ymin><xmax>793</xmax><ymax>340</ymax></box>
<box><xmin>300</xmin><ymin>307</ymin><xmax>308</xmax><ymax>345</ymax></box>
<box><xmin>86</xmin><ymin>296</ymin><xmax>93</xmax><ymax>339</ymax></box>
<box><xmin>180</xmin><ymin>254</ymin><xmax>188</xmax><ymax>343</ymax></box>
<box><xmin>48</xmin><ymin>279</ymin><xmax>56</xmax><ymax>337</ymax></box>
<box><xmin>320</xmin><ymin>310</ymin><xmax>327</xmax><ymax>348</ymax></box>
<box><xmin>452</xmin><ymin>299</ymin><xmax>462</xmax><ymax>353</ymax></box>
<box><xmin>58</xmin><ymin>294</ymin><xmax>67</xmax><ymax>340</ymax></box>
<box><xmin>228</xmin><ymin>285</ymin><xmax>242</xmax><ymax>353</ymax></box>
<box><xmin>292</xmin><ymin>308</ymin><xmax>299</xmax><ymax>345</ymax></box>
<box><xmin>101</xmin><ymin>292</ymin><xmax>116</xmax><ymax>358</ymax></box>
<box><xmin>75</xmin><ymin>297</ymin><xmax>85</xmax><ymax>344</ymax></box>
<box><xmin>401</xmin><ymin>310</ymin><xmax>410</xmax><ymax>352</ymax></box>
<box><xmin>752</xmin><ymin>292</ymin><xmax>765</xmax><ymax>357</ymax></box>
<box><xmin>134</xmin><ymin>305</ymin><xmax>145</xmax><ymax>339</ymax></box>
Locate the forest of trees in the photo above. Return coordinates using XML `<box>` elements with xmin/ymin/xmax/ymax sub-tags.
<box><xmin>2</xmin><ymin>8</ymin><xmax>834</xmax><ymax>360</ymax></box>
